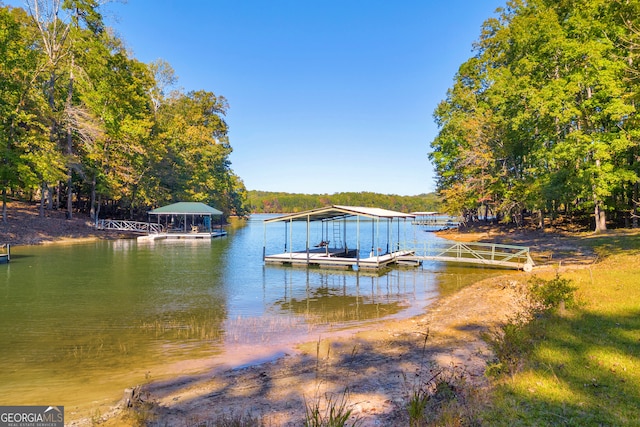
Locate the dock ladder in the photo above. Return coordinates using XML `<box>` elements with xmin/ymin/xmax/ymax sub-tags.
<box><xmin>332</xmin><ymin>220</ymin><xmax>343</xmax><ymax>250</ymax></box>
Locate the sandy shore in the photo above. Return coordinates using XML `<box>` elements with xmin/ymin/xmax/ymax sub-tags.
<box><xmin>101</xmin><ymin>274</ymin><xmax>527</xmax><ymax>427</ymax></box>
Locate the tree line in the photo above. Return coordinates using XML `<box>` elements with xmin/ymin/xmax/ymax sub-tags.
<box><xmin>430</xmin><ymin>0</ymin><xmax>640</xmax><ymax>231</ymax></box>
<box><xmin>0</xmin><ymin>1</ymin><xmax>248</xmax><ymax>222</ymax></box>
<box><xmin>247</xmin><ymin>190</ymin><xmax>440</xmax><ymax>214</ymax></box>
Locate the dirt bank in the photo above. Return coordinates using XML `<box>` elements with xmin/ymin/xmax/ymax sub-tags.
<box><xmin>0</xmin><ymin>201</ymin><xmax>134</xmax><ymax>246</ymax></box>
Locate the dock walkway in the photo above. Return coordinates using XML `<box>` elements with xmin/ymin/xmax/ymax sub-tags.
<box><xmin>399</xmin><ymin>240</ymin><xmax>534</xmax><ymax>272</ymax></box>
<box><xmin>97</xmin><ymin>219</ymin><xmax>164</xmax><ymax>234</ymax></box>
<box><xmin>265</xmin><ymin>241</ymin><xmax>534</xmax><ymax>271</ymax></box>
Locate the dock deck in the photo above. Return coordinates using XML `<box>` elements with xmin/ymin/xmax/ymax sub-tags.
<box><xmin>137</xmin><ymin>230</ymin><xmax>227</xmax><ymax>242</ymax></box>
<box><xmin>264</xmin><ymin>248</ymin><xmax>417</xmax><ymax>270</ymax></box>
<box><xmin>0</xmin><ymin>244</ymin><xmax>10</xmax><ymax>264</ymax></box>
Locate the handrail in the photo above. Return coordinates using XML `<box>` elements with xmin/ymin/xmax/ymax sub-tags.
<box><xmin>400</xmin><ymin>240</ymin><xmax>534</xmax><ymax>271</ymax></box>
<box><xmin>96</xmin><ymin>220</ymin><xmax>165</xmax><ymax>234</ymax></box>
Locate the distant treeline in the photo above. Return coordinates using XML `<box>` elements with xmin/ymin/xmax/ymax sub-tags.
<box><xmin>247</xmin><ymin>191</ymin><xmax>440</xmax><ymax>214</ymax></box>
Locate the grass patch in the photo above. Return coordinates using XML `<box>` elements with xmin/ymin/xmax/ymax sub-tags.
<box><xmin>304</xmin><ymin>387</ymin><xmax>361</xmax><ymax>427</ymax></box>
<box><xmin>482</xmin><ymin>251</ymin><xmax>640</xmax><ymax>426</ymax></box>
<box><xmin>404</xmin><ymin>363</ymin><xmax>483</xmax><ymax>427</ymax></box>
<box><xmin>579</xmin><ymin>229</ymin><xmax>640</xmax><ymax>258</ymax></box>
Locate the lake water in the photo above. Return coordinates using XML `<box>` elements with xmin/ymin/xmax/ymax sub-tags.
<box><xmin>0</xmin><ymin>214</ymin><xmax>501</xmax><ymax>419</ymax></box>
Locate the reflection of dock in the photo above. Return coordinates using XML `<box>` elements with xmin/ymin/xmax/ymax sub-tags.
<box><xmin>0</xmin><ymin>244</ymin><xmax>9</xmax><ymax>264</ymax></box>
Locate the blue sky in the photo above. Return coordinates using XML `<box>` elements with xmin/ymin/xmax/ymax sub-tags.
<box><xmin>8</xmin><ymin>0</ymin><xmax>505</xmax><ymax>196</ymax></box>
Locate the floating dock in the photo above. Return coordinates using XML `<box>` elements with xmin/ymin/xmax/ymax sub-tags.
<box><xmin>137</xmin><ymin>230</ymin><xmax>227</xmax><ymax>242</ymax></box>
<box><xmin>0</xmin><ymin>244</ymin><xmax>10</xmax><ymax>264</ymax></box>
<box><xmin>264</xmin><ymin>248</ymin><xmax>417</xmax><ymax>270</ymax></box>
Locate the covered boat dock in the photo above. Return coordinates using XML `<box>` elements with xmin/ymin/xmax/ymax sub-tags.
<box><xmin>138</xmin><ymin>202</ymin><xmax>226</xmax><ymax>241</ymax></box>
<box><xmin>263</xmin><ymin>205</ymin><xmax>416</xmax><ymax>270</ymax></box>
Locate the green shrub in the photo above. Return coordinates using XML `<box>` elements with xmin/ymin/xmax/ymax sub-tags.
<box><xmin>485</xmin><ymin>275</ymin><xmax>576</xmax><ymax>377</ymax></box>
<box><xmin>528</xmin><ymin>274</ymin><xmax>577</xmax><ymax>313</ymax></box>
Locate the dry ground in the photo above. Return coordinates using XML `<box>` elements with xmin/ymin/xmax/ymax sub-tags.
<box><xmin>0</xmin><ymin>200</ymin><xmax>133</xmax><ymax>245</ymax></box>
<box><xmin>0</xmin><ymin>201</ymin><xmax>599</xmax><ymax>426</ymax></box>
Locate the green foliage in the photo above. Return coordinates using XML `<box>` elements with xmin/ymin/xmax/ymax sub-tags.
<box><xmin>528</xmin><ymin>274</ymin><xmax>577</xmax><ymax>313</ymax></box>
<box><xmin>404</xmin><ymin>364</ymin><xmax>482</xmax><ymax>427</ymax></box>
<box><xmin>247</xmin><ymin>190</ymin><xmax>440</xmax><ymax>213</ymax></box>
<box><xmin>0</xmin><ymin>3</ymin><xmax>248</xmax><ymax>218</ymax></box>
<box><xmin>431</xmin><ymin>0</ymin><xmax>640</xmax><ymax>231</ymax></box>
<box><xmin>483</xmin><ymin>252</ymin><xmax>640</xmax><ymax>426</ymax></box>
<box><xmin>406</xmin><ymin>387</ymin><xmax>430</xmax><ymax>426</ymax></box>
<box><xmin>484</xmin><ymin>312</ymin><xmax>533</xmax><ymax>377</ymax></box>
<box><xmin>485</xmin><ymin>275</ymin><xmax>577</xmax><ymax>377</ymax></box>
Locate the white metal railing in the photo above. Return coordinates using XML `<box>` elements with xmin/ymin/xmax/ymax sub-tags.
<box><xmin>399</xmin><ymin>240</ymin><xmax>534</xmax><ymax>271</ymax></box>
<box><xmin>96</xmin><ymin>219</ymin><xmax>164</xmax><ymax>234</ymax></box>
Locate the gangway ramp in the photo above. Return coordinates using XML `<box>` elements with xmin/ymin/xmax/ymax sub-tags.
<box><xmin>398</xmin><ymin>241</ymin><xmax>534</xmax><ymax>271</ymax></box>
<box><xmin>97</xmin><ymin>219</ymin><xmax>164</xmax><ymax>234</ymax></box>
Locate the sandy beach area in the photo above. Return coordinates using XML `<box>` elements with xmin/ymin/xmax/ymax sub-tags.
<box><xmin>102</xmin><ymin>274</ymin><xmax>530</xmax><ymax>426</ymax></box>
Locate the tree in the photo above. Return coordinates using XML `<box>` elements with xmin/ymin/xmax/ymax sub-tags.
<box><xmin>1</xmin><ymin>2</ymin><xmax>249</xmax><ymax>219</ymax></box>
<box><xmin>22</xmin><ymin>0</ymin><xmax>106</xmax><ymax>219</ymax></box>
<box><xmin>430</xmin><ymin>0</ymin><xmax>639</xmax><ymax>232</ymax></box>
<box><xmin>153</xmin><ymin>89</ymin><xmax>247</xmax><ymax>215</ymax></box>
<box><xmin>0</xmin><ymin>6</ymin><xmax>66</xmax><ymax>221</ymax></box>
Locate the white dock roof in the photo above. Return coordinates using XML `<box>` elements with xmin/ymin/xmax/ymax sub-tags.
<box><xmin>264</xmin><ymin>205</ymin><xmax>415</xmax><ymax>223</ymax></box>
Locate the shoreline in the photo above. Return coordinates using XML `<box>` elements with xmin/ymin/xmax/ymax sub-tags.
<box><xmin>83</xmin><ymin>271</ymin><xmax>530</xmax><ymax>427</ymax></box>
<box><xmin>2</xmin><ymin>201</ymin><xmax>598</xmax><ymax>425</ymax></box>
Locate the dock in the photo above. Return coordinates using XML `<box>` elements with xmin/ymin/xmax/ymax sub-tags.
<box><xmin>0</xmin><ymin>244</ymin><xmax>9</xmax><ymax>264</ymax></box>
<box><xmin>137</xmin><ymin>230</ymin><xmax>227</xmax><ymax>242</ymax></box>
<box><xmin>263</xmin><ymin>205</ymin><xmax>420</xmax><ymax>271</ymax></box>
<box><xmin>264</xmin><ymin>248</ymin><xmax>417</xmax><ymax>270</ymax></box>
<box><xmin>411</xmin><ymin>211</ymin><xmax>459</xmax><ymax>231</ymax></box>
<box><xmin>262</xmin><ymin>206</ymin><xmax>534</xmax><ymax>272</ymax></box>
<box><xmin>98</xmin><ymin>202</ymin><xmax>228</xmax><ymax>242</ymax></box>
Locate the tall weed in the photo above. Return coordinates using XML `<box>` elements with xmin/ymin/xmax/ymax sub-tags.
<box><xmin>304</xmin><ymin>386</ymin><xmax>361</xmax><ymax>427</ymax></box>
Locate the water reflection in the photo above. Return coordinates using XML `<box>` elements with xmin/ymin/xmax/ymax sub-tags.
<box><xmin>271</xmin><ymin>268</ymin><xmax>430</xmax><ymax>324</ymax></box>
